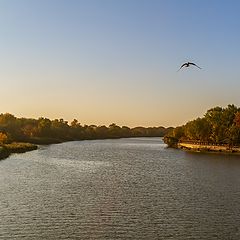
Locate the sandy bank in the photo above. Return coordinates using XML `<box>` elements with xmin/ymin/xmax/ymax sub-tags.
<box><xmin>178</xmin><ymin>142</ymin><xmax>240</xmax><ymax>154</ymax></box>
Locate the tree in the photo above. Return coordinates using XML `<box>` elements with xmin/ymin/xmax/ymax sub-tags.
<box><xmin>234</xmin><ymin>112</ymin><xmax>240</xmax><ymax>128</ymax></box>
<box><xmin>21</xmin><ymin>124</ymin><xmax>38</xmax><ymax>138</ymax></box>
<box><xmin>37</xmin><ymin>118</ymin><xmax>52</xmax><ymax>137</ymax></box>
<box><xmin>51</xmin><ymin>119</ymin><xmax>70</xmax><ymax>140</ymax></box>
<box><xmin>0</xmin><ymin>132</ymin><xmax>11</xmax><ymax>144</ymax></box>
<box><xmin>71</xmin><ymin>119</ymin><xmax>79</xmax><ymax>128</ymax></box>
<box><xmin>121</xmin><ymin>126</ymin><xmax>131</xmax><ymax>137</ymax></box>
<box><xmin>184</xmin><ymin>118</ymin><xmax>211</xmax><ymax>141</ymax></box>
<box><xmin>164</xmin><ymin>105</ymin><xmax>240</xmax><ymax>147</ymax></box>
<box><xmin>108</xmin><ymin>123</ymin><xmax>122</xmax><ymax>138</ymax></box>
<box><xmin>0</xmin><ymin>113</ymin><xmax>21</xmax><ymax>139</ymax></box>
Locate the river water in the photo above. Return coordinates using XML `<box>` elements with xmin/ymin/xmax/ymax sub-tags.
<box><xmin>1</xmin><ymin>138</ymin><xmax>240</xmax><ymax>239</ymax></box>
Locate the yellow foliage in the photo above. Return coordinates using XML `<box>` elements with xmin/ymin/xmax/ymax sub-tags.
<box><xmin>0</xmin><ymin>132</ymin><xmax>8</xmax><ymax>144</ymax></box>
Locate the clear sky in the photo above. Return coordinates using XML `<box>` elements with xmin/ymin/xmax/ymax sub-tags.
<box><xmin>1</xmin><ymin>0</ymin><xmax>240</xmax><ymax>127</ymax></box>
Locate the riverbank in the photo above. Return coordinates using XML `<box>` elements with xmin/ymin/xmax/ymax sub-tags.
<box><xmin>178</xmin><ymin>142</ymin><xmax>240</xmax><ymax>154</ymax></box>
<box><xmin>0</xmin><ymin>143</ymin><xmax>38</xmax><ymax>160</ymax></box>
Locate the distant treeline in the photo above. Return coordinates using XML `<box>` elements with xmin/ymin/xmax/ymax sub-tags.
<box><xmin>164</xmin><ymin>104</ymin><xmax>240</xmax><ymax>147</ymax></box>
<box><xmin>0</xmin><ymin>113</ymin><xmax>172</xmax><ymax>144</ymax></box>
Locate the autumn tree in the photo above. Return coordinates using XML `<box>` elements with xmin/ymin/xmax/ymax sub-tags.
<box><xmin>0</xmin><ymin>132</ymin><xmax>8</xmax><ymax>145</ymax></box>
<box><xmin>234</xmin><ymin>112</ymin><xmax>240</xmax><ymax>128</ymax></box>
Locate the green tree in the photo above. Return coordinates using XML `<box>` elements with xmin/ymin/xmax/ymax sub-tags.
<box><xmin>184</xmin><ymin>118</ymin><xmax>211</xmax><ymax>141</ymax></box>
<box><xmin>37</xmin><ymin>118</ymin><xmax>52</xmax><ymax>137</ymax></box>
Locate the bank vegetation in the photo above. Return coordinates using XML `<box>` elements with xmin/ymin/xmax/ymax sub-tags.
<box><xmin>164</xmin><ymin>104</ymin><xmax>240</xmax><ymax>152</ymax></box>
<box><xmin>0</xmin><ymin>113</ymin><xmax>171</xmax><ymax>159</ymax></box>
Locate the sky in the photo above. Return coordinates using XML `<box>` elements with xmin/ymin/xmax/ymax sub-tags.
<box><xmin>1</xmin><ymin>0</ymin><xmax>240</xmax><ymax>127</ymax></box>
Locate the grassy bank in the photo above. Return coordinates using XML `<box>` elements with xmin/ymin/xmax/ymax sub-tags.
<box><xmin>0</xmin><ymin>146</ymin><xmax>11</xmax><ymax>160</ymax></box>
<box><xmin>0</xmin><ymin>142</ymin><xmax>38</xmax><ymax>160</ymax></box>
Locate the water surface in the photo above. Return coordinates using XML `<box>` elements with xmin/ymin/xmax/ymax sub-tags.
<box><xmin>1</xmin><ymin>138</ymin><xmax>240</xmax><ymax>239</ymax></box>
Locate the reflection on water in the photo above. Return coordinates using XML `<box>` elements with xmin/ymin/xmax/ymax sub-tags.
<box><xmin>1</xmin><ymin>138</ymin><xmax>240</xmax><ymax>239</ymax></box>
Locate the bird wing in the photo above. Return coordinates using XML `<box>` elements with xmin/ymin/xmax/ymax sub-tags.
<box><xmin>189</xmin><ymin>62</ymin><xmax>202</xmax><ymax>69</ymax></box>
<box><xmin>178</xmin><ymin>63</ymin><xmax>188</xmax><ymax>71</ymax></box>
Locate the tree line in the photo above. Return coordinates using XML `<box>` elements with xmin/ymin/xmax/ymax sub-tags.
<box><xmin>0</xmin><ymin>113</ymin><xmax>171</xmax><ymax>144</ymax></box>
<box><xmin>164</xmin><ymin>104</ymin><xmax>240</xmax><ymax>147</ymax></box>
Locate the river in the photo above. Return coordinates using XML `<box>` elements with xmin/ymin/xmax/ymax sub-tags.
<box><xmin>1</xmin><ymin>138</ymin><xmax>240</xmax><ymax>239</ymax></box>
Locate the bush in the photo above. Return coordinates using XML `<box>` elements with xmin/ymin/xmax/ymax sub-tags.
<box><xmin>0</xmin><ymin>132</ymin><xmax>9</xmax><ymax>144</ymax></box>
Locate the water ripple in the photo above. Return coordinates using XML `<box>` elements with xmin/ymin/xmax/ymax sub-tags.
<box><xmin>1</xmin><ymin>138</ymin><xmax>240</xmax><ymax>239</ymax></box>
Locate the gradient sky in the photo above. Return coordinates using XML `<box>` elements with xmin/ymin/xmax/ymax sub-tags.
<box><xmin>1</xmin><ymin>0</ymin><xmax>240</xmax><ymax>127</ymax></box>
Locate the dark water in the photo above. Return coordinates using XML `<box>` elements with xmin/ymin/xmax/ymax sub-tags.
<box><xmin>1</xmin><ymin>138</ymin><xmax>240</xmax><ymax>240</ymax></box>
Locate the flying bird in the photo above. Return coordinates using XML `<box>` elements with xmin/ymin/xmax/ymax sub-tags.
<box><xmin>178</xmin><ymin>62</ymin><xmax>202</xmax><ymax>71</ymax></box>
